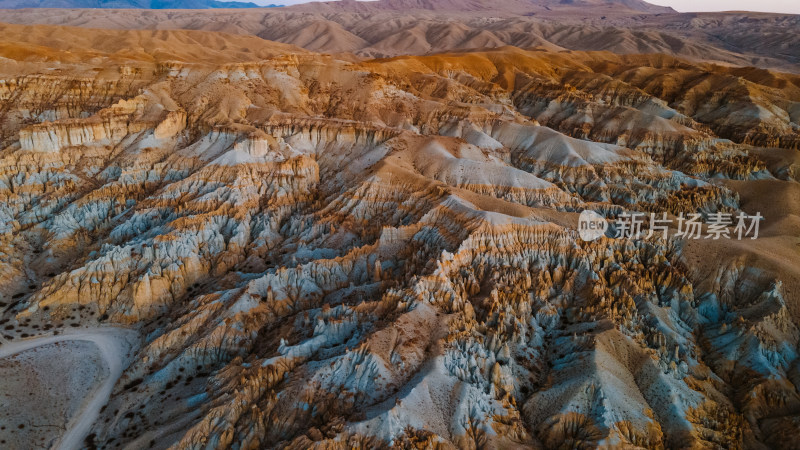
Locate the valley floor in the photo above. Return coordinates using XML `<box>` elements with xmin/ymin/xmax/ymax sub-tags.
<box><xmin>0</xmin><ymin>328</ymin><xmax>138</xmax><ymax>450</ymax></box>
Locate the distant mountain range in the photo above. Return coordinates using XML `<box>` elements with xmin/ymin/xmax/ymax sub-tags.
<box><xmin>3</xmin><ymin>0</ymin><xmax>797</xmax><ymax>72</ymax></box>
<box><xmin>0</xmin><ymin>0</ymin><xmax>279</xmax><ymax>8</ymax></box>
<box><xmin>0</xmin><ymin>0</ymin><xmax>674</xmax><ymax>13</ymax></box>
<box><xmin>289</xmin><ymin>0</ymin><xmax>674</xmax><ymax>14</ymax></box>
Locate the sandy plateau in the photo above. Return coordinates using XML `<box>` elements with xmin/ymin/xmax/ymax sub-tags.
<box><xmin>0</xmin><ymin>329</ymin><xmax>138</xmax><ymax>450</ymax></box>
<box><xmin>0</xmin><ymin>341</ymin><xmax>105</xmax><ymax>448</ymax></box>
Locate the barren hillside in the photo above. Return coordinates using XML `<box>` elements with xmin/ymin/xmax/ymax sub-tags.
<box><xmin>1</xmin><ymin>1</ymin><xmax>798</xmax><ymax>71</ymax></box>
<box><xmin>0</xmin><ymin>20</ymin><xmax>799</xmax><ymax>448</ymax></box>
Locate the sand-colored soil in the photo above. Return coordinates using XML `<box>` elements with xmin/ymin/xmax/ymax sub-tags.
<box><xmin>0</xmin><ymin>329</ymin><xmax>138</xmax><ymax>450</ymax></box>
<box><xmin>0</xmin><ymin>341</ymin><xmax>105</xmax><ymax>449</ymax></box>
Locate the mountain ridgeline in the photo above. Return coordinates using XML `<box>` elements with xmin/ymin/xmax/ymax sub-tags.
<box><xmin>0</xmin><ymin>0</ymin><xmax>273</xmax><ymax>9</ymax></box>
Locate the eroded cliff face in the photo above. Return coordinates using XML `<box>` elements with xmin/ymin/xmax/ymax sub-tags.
<box><xmin>1</xmin><ymin>33</ymin><xmax>799</xmax><ymax>450</ymax></box>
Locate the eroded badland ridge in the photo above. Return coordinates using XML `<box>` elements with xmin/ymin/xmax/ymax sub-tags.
<box><xmin>0</xmin><ymin>2</ymin><xmax>799</xmax><ymax>448</ymax></box>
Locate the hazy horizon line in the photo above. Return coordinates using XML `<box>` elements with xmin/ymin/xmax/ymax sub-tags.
<box><xmin>252</xmin><ymin>0</ymin><xmax>800</xmax><ymax>15</ymax></box>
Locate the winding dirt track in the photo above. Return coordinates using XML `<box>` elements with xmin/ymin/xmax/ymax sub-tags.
<box><xmin>0</xmin><ymin>328</ymin><xmax>138</xmax><ymax>450</ymax></box>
